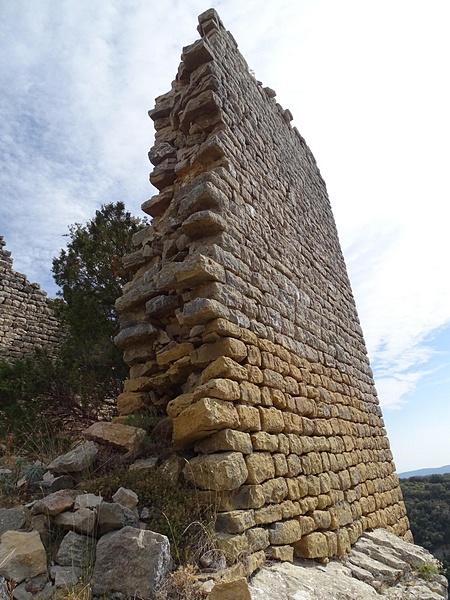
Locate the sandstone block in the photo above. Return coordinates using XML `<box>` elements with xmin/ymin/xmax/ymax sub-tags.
<box><xmin>246</xmin><ymin>527</ymin><xmax>270</xmax><ymax>552</ymax></box>
<box><xmin>201</xmin><ymin>356</ymin><xmax>248</xmax><ymax>382</ymax></box>
<box><xmin>156</xmin><ymin>342</ymin><xmax>194</xmax><ymax>365</ymax></box>
<box><xmin>214</xmin><ymin>532</ymin><xmax>249</xmax><ymax>564</ymax></box>
<box><xmin>166</xmin><ymin>393</ymin><xmax>195</xmax><ymax>418</ymax></box>
<box><xmin>267</xmin><ymin>545</ymin><xmax>295</xmax><ymax>562</ymax></box>
<box><xmin>193</xmin><ymin>377</ymin><xmax>240</xmax><ymax>401</ymax></box>
<box><xmin>83</xmin><ymin>422</ymin><xmax>146</xmax><ymax>454</ymax></box>
<box><xmin>258</xmin><ymin>407</ymin><xmax>284</xmax><ymax>434</ymax></box>
<box><xmin>239</xmin><ymin>381</ymin><xmax>261</xmax><ymax>406</ymax></box>
<box><xmin>235</xmin><ymin>405</ymin><xmax>261</xmax><ymax>432</ymax></box>
<box><xmin>172</xmin><ymin>398</ymin><xmax>239</xmax><ymax>446</ymax></box>
<box><xmin>114</xmin><ymin>323</ymin><xmax>158</xmax><ymax>348</ymax></box>
<box><xmin>182</xmin><ymin>210</ymin><xmax>227</xmax><ymax>239</ymax></box>
<box><xmin>208</xmin><ymin>577</ymin><xmax>251</xmax><ymax>600</ymax></box>
<box><xmin>194</xmin><ymin>429</ymin><xmax>252</xmax><ymax>454</ymax></box>
<box><xmin>182</xmin><ymin>297</ymin><xmax>230</xmax><ymax>327</ymax></box>
<box><xmin>184</xmin><ymin>452</ymin><xmax>248</xmax><ymax>491</ymax></box>
<box><xmin>254</xmin><ymin>504</ymin><xmax>283</xmax><ymax>525</ymax></box>
<box><xmin>262</xmin><ymin>476</ymin><xmax>288</xmax><ymax>504</ymax></box>
<box><xmin>191</xmin><ymin>337</ymin><xmax>247</xmax><ymax>367</ymax></box>
<box><xmin>32</xmin><ymin>489</ymin><xmax>79</xmax><ymax>516</ymax></box>
<box><xmin>251</xmin><ymin>431</ymin><xmax>279</xmax><ymax>452</ymax></box>
<box><xmin>269</xmin><ymin>519</ymin><xmax>302</xmax><ymax>545</ymax></box>
<box><xmin>294</xmin><ymin>531</ymin><xmax>328</xmax><ymax>559</ymax></box>
<box><xmin>116</xmin><ymin>391</ymin><xmax>148</xmax><ymax>415</ymax></box>
<box><xmin>245</xmin><ymin>452</ymin><xmax>275</xmax><ymax>484</ymax></box>
<box><xmin>216</xmin><ymin>509</ymin><xmax>255</xmax><ymax>533</ymax></box>
<box><xmin>112</xmin><ymin>487</ymin><xmax>138</xmax><ymax>509</ymax></box>
<box><xmin>273</xmin><ymin>453</ymin><xmax>288</xmax><ymax>477</ymax></box>
<box><xmin>55</xmin><ymin>531</ymin><xmax>96</xmax><ymax>569</ymax></box>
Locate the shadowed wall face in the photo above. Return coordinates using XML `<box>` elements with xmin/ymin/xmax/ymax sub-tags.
<box><xmin>0</xmin><ymin>236</ymin><xmax>61</xmax><ymax>361</ymax></box>
<box><xmin>115</xmin><ymin>9</ymin><xmax>410</xmax><ymax>562</ymax></box>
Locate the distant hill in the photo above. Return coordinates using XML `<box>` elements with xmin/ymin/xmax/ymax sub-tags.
<box><xmin>398</xmin><ymin>465</ymin><xmax>450</xmax><ymax>479</ymax></box>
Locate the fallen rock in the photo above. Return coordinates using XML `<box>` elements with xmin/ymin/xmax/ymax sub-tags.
<box><xmin>31</xmin><ymin>489</ymin><xmax>79</xmax><ymax>516</ymax></box>
<box><xmin>54</xmin><ymin>507</ymin><xmax>96</xmax><ymax>536</ymax></box>
<box><xmin>0</xmin><ymin>531</ymin><xmax>47</xmax><ymax>583</ymax></box>
<box><xmin>73</xmin><ymin>493</ymin><xmax>103</xmax><ymax>510</ymax></box>
<box><xmin>112</xmin><ymin>487</ymin><xmax>138</xmax><ymax>509</ymax></box>
<box><xmin>47</xmin><ymin>442</ymin><xmax>98</xmax><ymax>475</ymax></box>
<box><xmin>90</xmin><ymin>526</ymin><xmax>171</xmax><ymax>598</ymax></box>
<box><xmin>50</xmin><ymin>565</ymin><xmax>82</xmax><ymax>588</ymax></box>
<box><xmin>0</xmin><ymin>507</ymin><xmax>26</xmax><ymax>536</ymax></box>
<box><xmin>97</xmin><ymin>502</ymin><xmax>140</xmax><ymax>535</ymax></box>
<box><xmin>83</xmin><ymin>421</ymin><xmax>146</xmax><ymax>454</ymax></box>
<box><xmin>55</xmin><ymin>531</ymin><xmax>96</xmax><ymax>569</ymax></box>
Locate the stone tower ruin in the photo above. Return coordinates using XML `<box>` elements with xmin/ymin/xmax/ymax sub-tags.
<box><xmin>115</xmin><ymin>9</ymin><xmax>410</xmax><ymax>564</ymax></box>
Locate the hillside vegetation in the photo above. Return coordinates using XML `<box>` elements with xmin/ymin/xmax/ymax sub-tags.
<box><xmin>400</xmin><ymin>473</ymin><xmax>450</xmax><ymax>580</ymax></box>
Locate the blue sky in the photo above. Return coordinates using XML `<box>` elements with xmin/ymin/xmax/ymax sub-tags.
<box><xmin>1</xmin><ymin>0</ymin><xmax>449</xmax><ymax>473</ymax></box>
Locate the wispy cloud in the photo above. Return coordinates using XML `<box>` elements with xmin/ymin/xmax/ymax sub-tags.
<box><xmin>1</xmin><ymin>0</ymin><xmax>449</xmax><ymax>432</ymax></box>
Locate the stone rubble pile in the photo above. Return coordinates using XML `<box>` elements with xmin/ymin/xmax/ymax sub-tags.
<box><xmin>0</xmin><ymin>426</ymin><xmax>172</xmax><ymax>600</ymax></box>
<box><xmin>0</xmin><ymin>435</ymin><xmax>447</xmax><ymax>599</ymax></box>
<box><xmin>112</xmin><ymin>7</ymin><xmax>409</xmax><ymax>566</ymax></box>
<box><xmin>0</xmin><ymin>237</ymin><xmax>62</xmax><ymax>362</ymax></box>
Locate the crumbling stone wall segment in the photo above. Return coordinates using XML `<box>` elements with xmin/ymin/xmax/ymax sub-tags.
<box><xmin>0</xmin><ymin>236</ymin><xmax>61</xmax><ymax>361</ymax></box>
<box><xmin>115</xmin><ymin>9</ymin><xmax>410</xmax><ymax>564</ymax></box>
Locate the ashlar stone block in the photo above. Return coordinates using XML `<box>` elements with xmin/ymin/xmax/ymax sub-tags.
<box><xmin>172</xmin><ymin>397</ymin><xmax>240</xmax><ymax>446</ymax></box>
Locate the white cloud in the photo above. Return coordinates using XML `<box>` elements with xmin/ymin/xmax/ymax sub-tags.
<box><xmin>1</xmin><ymin>0</ymin><xmax>449</xmax><ymax>430</ymax></box>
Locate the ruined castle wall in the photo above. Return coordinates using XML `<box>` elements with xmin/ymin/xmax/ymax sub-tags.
<box><xmin>114</xmin><ymin>9</ymin><xmax>410</xmax><ymax>565</ymax></box>
<box><xmin>0</xmin><ymin>237</ymin><xmax>61</xmax><ymax>361</ymax></box>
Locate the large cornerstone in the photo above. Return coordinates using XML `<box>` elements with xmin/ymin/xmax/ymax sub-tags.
<box><xmin>115</xmin><ymin>9</ymin><xmax>410</xmax><ymax>564</ymax></box>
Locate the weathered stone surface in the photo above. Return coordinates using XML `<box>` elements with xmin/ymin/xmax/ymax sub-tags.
<box><xmin>0</xmin><ymin>508</ymin><xmax>26</xmax><ymax>536</ymax></box>
<box><xmin>54</xmin><ymin>531</ymin><xmax>96</xmax><ymax>568</ymax></box>
<box><xmin>184</xmin><ymin>452</ymin><xmax>248</xmax><ymax>491</ymax></box>
<box><xmin>112</xmin><ymin>487</ymin><xmax>139</xmax><ymax>509</ymax></box>
<box><xmin>53</xmin><ymin>507</ymin><xmax>96</xmax><ymax>535</ymax></box>
<box><xmin>269</xmin><ymin>519</ymin><xmax>302</xmax><ymax>545</ymax></box>
<box><xmin>172</xmin><ymin>398</ymin><xmax>239</xmax><ymax>446</ymax></box>
<box><xmin>83</xmin><ymin>421</ymin><xmax>146</xmax><ymax>453</ymax></box>
<box><xmin>195</xmin><ymin>429</ymin><xmax>252</xmax><ymax>454</ymax></box>
<box><xmin>0</xmin><ymin>531</ymin><xmax>47</xmax><ymax>583</ymax></box>
<box><xmin>32</xmin><ymin>489</ymin><xmax>79</xmax><ymax>516</ymax></box>
<box><xmin>47</xmin><ymin>441</ymin><xmax>98</xmax><ymax>475</ymax></box>
<box><xmin>73</xmin><ymin>493</ymin><xmax>103</xmax><ymax>510</ymax></box>
<box><xmin>209</xmin><ymin>577</ymin><xmax>251</xmax><ymax>600</ymax></box>
<box><xmin>97</xmin><ymin>502</ymin><xmax>140</xmax><ymax>535</ymax></box>
<box><xmin>90</xmin><ymin>527</ymin><xmax>171</xmax><ymax>598</ymax></box>
<box><xmin>50</xmin><ymin>565</ymin><xmax>81</xmax><ymax>588</ymax></box>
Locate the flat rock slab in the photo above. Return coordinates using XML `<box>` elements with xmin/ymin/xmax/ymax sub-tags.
<box><xmin>47</xmin><ymin>442</ymin><xmax>98</xmax><ymax>475</ymax></box>
<box><xmin>32</xmin><ymin>489</ymin><xmax>79</xmax><ymax>516</ymax></box>
<box><xmin>249</xmin><ymin>529</ymin><xmax>448</xmax><ymax>600</ymax></box>
<box><xmin>83</xmin><ymin>421</ymin><xmax>146</xmax><ymax>454</ymax></box>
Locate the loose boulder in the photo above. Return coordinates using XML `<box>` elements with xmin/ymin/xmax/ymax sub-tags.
<box><xmin>0</xmin><ymin>531</ymin><xmax>47</xmax><ymax>583</ymax></box>
<box><xmin>90</xmin><ymin>527</ymin><xmax>171</xmax><ymax>598</ymax></box>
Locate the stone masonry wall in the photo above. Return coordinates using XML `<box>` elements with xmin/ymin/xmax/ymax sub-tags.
<box><xmin>114</xmin><ymin>9</ymin><xmax>410</xmax><ymax>564</ymax></box>
<box><xmin>0</xmin><ymin>236</ymin><xmax>61</xmax><ymax>361</ymax></box>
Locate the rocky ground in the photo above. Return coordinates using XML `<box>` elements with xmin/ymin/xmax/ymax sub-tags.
<box><xmin>1</xmin><ymin>424</ymin><xmax>448</xmax><ymax>599</ymax></box>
